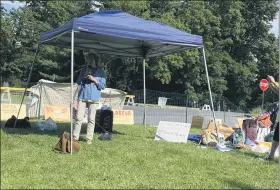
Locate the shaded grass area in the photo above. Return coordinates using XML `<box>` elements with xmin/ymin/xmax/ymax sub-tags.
<box><xmin>0</xmin><ymin>121</ymin><xmax>279</xmax><ymax>189</ymax></box>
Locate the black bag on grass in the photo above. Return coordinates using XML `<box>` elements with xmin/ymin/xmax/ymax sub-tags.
<box><xmin>5</xmin><ymin>115</ymin><xmax>31</xmax><ymax>128</ymax></box>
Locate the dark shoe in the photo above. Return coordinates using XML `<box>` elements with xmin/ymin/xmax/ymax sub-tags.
<box><xmin>259</xmin><ymin>156</ymin><xmax>274</xmax><ymax>161</ymax></box>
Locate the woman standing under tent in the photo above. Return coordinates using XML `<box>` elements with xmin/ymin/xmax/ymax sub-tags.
<box><xmin>73</xmin><ymin>50</ymin><xmax>106</xmax><ymax>145</ymax></box>
<box><xmin>263</xmin><ymin>75</ymin><xmax>279</xmax><ymax>161</ymax></box>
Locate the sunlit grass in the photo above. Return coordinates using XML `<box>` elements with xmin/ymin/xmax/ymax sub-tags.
<box><xmin>1</xmin><ymin>122</ymin><xmax>278</xmax><ymax>189</ymax></box>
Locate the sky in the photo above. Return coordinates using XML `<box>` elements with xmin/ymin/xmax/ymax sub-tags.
<box><xmin>2</xmin><ymin>1</ymin><xmax>25</xmax><ymax>11</ymax></box>
<box><xmin>271</xmin><ymin>12</ymin><xmax>279</xmax><ymax>37</ymax></box>
<box><xmin>1</xmin><ymin>1</ymin><xmax>279</xmax><ymax>37</ymax></box>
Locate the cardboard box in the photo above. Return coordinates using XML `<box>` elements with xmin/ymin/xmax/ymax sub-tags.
<box><xmin>207</xmin><ymin>121</ymin><xmax>234</xmax><ymax>139</ymax></box>
<box><xmin>191</xmin><ymin>116</ymin><xmax>204</xmax><ymax>128</ymax></box>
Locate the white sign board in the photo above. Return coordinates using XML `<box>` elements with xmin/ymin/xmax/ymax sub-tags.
<box><xmin>155</xmin><ymin>121</ymin><xmax>191</xmax><ymax>143</ymax></box>
<box><xmin>158</xmin><ymin>97</ymin><xmax>168</xmax><ymax>108</ymax></box>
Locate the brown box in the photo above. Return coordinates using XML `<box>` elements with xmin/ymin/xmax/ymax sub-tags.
<box><xmin>207</xmin><ymin>121</ymin><xmax>234</xmax><ymax>139</ymax></box>
<box><xmin>191</xmin><ymin>116</ymin><xmax>204</xmax><ymax>129</ymax></box>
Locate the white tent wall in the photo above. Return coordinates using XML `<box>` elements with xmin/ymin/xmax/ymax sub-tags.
<box><xmin>28</xmin><ymin>81</ymin><xmax>127</xmax><ymax>119</ymax></box>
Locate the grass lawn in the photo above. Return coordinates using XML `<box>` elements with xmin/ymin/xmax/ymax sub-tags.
<box><xmin>0</xmin><ymin>93</ymin><xmax>30</xmax><ymax>104</ymax></box>
<box><xmin>1</xmin><ymin>121</ymin><xmax>279</xmax><ymax>189</ymax></box>
<box><xmin>10</xmin><ymin>94</ymin><xmax>29</xmax><ymax>103</ymax></box>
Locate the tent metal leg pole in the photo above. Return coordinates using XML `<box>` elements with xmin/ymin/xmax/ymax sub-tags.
<box><xmin>14</xmin><ymin>44</ymin><xmax>41</xmax><ymax>128</ymax></box>
<box><xmin>70</xmin><ymin>30</ymin><xmax>75</xmax><ymax>155</ymax></box>
<box><xmin>143</xmin><ymin>58</ymin><xmax>146</xmax><ymax>128</ymax></box>
<box><xmin>278</xmin><ymin>1</ymin><xmax>280</xmax><ymax>135</ymax></box>
<box><xmin>37</xmin><ymin>82</ymin><xmax>42</xmax><ymax>118</ymax></box>
<box><xmin>278</xmin><ymin>3</ymin><xmax>280</xmax><ymax>150</ymax></box>
<box><xmin>201</xmin><ymin>48</ymin><xmax>218</xmax><ymax>135</ymax></box>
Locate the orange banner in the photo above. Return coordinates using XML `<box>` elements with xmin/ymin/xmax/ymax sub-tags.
<box><xmin>44</xmin><ymin>105</ymin><xmax>70</xmax><ymax>122</ymax></box>
<box><xmin>112</xmin><ymin>109</ymin><xmax>134</xmax><ymax>125</ymax></box>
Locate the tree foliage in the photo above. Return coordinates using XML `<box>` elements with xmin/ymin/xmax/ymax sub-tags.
<box><xmin>1</xmin><ymin>0</ymin><xmax>278</xmax><ymax>108</ymax></box>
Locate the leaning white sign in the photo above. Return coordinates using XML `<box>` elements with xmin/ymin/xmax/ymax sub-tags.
<box><xmin>155</xmin><ymin>121</ymin><xmax>191</xmax><ymax>143</ymax></box>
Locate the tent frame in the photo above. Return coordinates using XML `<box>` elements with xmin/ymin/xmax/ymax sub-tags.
<box><xmin>15</xmin><ymin>31</ymin><xmax>218</xmax><ymax>155</ymax></box>
<box><xmin>14</xmin><ymin>45</ymin><xmax>41</xmax><ymax>128</ymax></box>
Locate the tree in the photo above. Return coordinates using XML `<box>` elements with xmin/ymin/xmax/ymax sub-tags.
<box><xmin>221</xmin><ymin>0</ymin><xmax>278</xmax><ymax>107</ymax></box>
<box><xmin>1</xmin><ymin>0</ymin><xmax>278</xmax><ymax>108</ymax></box>
<box><xmin>2</xmin><ymin>0</ymin><xmax>98</xmax><ymax>83</ymax></box>
<box><xmin>0</xmin><ymin>6</ymin><xmax>48</xmax><ymax>84</ymax></box>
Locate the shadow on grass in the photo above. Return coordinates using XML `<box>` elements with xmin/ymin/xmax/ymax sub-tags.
<box><xmin>231</xmin><ymin>149</ymin><xmax>262</xmax><ymax>158</ymax></box>
<box><xmin>224</xmin><ymin>179</ymin><xmax>258</xmax><ymax>189</ymax></box>
<box><xmin>1</xmin><ymin>121</ymin><xmax>125</xmax><ymax>137</ymax></box>
<box><xmin>228</xmin><ymin>148</ymin><xmax>279</xmax><ymax>164</ymax></box>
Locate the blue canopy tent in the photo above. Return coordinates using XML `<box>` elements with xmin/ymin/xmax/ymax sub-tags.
<box><xmin>17</xmin><ymin>10</ymin><xmax>218</xmax><ymax>154</ymax></box>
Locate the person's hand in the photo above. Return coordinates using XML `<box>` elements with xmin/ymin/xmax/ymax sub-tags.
<box><xmin>87</xmin><ymin>75</ymin><xmax>98</xmax><ymax>83</ymax></box>
<box><xmin>267</xmin><ymin>75</ymin><xmax>275</xmax><ymax>83</ymax></box>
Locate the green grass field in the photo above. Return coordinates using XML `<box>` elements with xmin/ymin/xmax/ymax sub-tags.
<box><xmin>1</xmin><ymin>122</ymin><xmax>279</xmax><ymax>189</ymax></box>
<box><xmin>0</xmin><ymin>93</ymin><xmax>30</xmax><ymax>104</ymax></box>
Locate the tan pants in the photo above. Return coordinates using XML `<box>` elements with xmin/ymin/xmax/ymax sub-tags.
<box><xmin>73</xmin><ymin>100</ymin><xmax>99</xmax><ymax>141</ymax></box>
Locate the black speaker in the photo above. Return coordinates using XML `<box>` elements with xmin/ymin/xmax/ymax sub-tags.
<box><xmin>94</xmin><ymin>109</ymin><xmax>113</xmax><ymax>133</ymax></box>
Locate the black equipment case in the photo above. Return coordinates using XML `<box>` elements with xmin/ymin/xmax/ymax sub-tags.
<box><xmin>94</xmin><ymin>109</ymin><xmax>113</xmax><ymax>133</ymax></box>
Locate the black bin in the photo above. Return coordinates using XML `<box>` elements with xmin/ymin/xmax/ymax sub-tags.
<box><xmin>94</xmin><ymin>109</ymin><xmax>113</xmax><ymax>133</ymax></box>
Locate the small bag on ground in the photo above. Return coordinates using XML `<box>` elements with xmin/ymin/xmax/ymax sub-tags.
<box><xmin>36</xmin><ymin>117</ymin><xmax>57</xmax><ymax>131</ymax></box>
<box><xmin>5</xmin><ymin>115</ymin><xmax>31</xmax><ymax>128</ymax></box>
<box><xmin>232</xmin><ymin>128</ymin><xmax>245</xmax><ymax>148</ymax></box>
<box><xmin>98</xmin><ymin>132</ymin><xmax>112</xmax><ymax>141</ymax></box>
<box><xmin>199</xmin><ymin>129</ymin><xmax>218</xmax><ymax>147</ymax></box>
<box><xmin>54</xmin><ymin>131</ymin><xmax>80</xmax><ymax>154</ymax></box>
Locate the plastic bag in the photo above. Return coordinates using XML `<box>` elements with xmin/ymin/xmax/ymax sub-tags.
<box><xmin>232</xmin><ymin>128</ymin><xmax>245</xmax><ymax>148</ymax></box>
<box><xmin>99</xmin><ymin>132</ymin><xmax>112</xmax><ymax>141</ymax></box>
<box><xmin>251</xmin><ymin>145</ymin><xmax>270</xmax><ymax>153</ymax></box>
<box><xmin>264</xmin><ymin>132</ymin><xmax>274</xmax><ymax>142</ymax></box>
<box><xmin>36</xmin><ymin>117</ymin><xmax>57</xmax><ymax>131</ymax></box>
<box><xmin>101</xmin><ymin>105</ymin><xmax>112</xmax><ymax>111</ymax></box>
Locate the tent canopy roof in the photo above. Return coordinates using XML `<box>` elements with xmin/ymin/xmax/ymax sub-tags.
<box><xmin>39</xmin><ymin>10</ymin><xmax>203</xmax><ymax>58</ymax></box>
